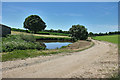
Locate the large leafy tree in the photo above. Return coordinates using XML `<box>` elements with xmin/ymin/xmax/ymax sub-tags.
<box><xmin>89</xmin><ymin>32</ymin><xmax>94</xmax><ymax>36</ymax></box>
<box><xmin>24</xmin><ymin>15</ymin><xmax>46</xmax><ymax>33</ymax></box>
<box><xmin>69</xmin><ymin>24</ymin><xmax>88</xmax><ymax>40</ymax></box>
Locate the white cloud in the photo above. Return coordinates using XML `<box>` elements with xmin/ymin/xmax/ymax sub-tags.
<box><xmin>87</xmin><ymin>24</ymin><xmax>118</xmax><ymax>33</ymax></box>
<box><xmin>90</xmin><ymin>24</ymin><xmax>118</xmax><ymax>29</ymax></box>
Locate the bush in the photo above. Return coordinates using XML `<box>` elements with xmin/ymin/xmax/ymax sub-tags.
<box><xmin>2</xmin><ymin>35</ymin><xmax>46</xmax><ymax>52</ymax></box>
<box><xmin>34</xmin><ymin>42</ymin><xmax>46</xmax><ymax>50</ymax></box>
<box><xmin>69</xmin><ymin>24</ymin><xmax>88</xmax><ymax>40</ymax></box>
<box><xmin>20</xmin><ymin>34</ymin><xmax>36</xmax><ymax>42</ymax></box>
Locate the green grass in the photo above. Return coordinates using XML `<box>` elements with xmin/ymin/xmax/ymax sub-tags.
<box><xmin>108</xmin><ymin>72</ymin><xmax>120</xmax><ymax>80</ymax></box>
<box><xmin>49</xmin><ymin>32</ymin><xmax>69</xmax><ymax>36</ymax></box>
<box><xmin>2</xmin><ymin>50</ymin><xmax>48</xmax><ymax>61</ymax></box>
<box><xmin>92</xmin><ymin>35</ymin><xmax>119</xmax><ymax>44</ymax></box>
<box><xmin>2</xmin><ymin>49</ymin><xmax>67</xmax><ymax>62</ymax></box>
<box><xmin>38</xmin><ymin>31</ymin><xmax>70</xmax><ymax>36</ymax></box>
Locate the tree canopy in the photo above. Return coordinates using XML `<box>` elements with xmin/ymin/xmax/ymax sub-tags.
<box><xmin>69</xmin><ymin>24</ymin><xmax>88</xmax><ymax>40</ymax></box>
<box><xmin>23</xmin><ymin>15</ymin><xmax>46</xmax><ymax>33</ymax></box>
<box><xmin>89</xmin><ymin>32</ymin><xmax>94</xmax><ymax>36</ymax></box>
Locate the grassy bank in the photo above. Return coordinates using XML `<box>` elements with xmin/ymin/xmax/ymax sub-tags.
<box><xmin>2</xmin><ymin>40</ymin><xmax>94</xmax><ymax>62</ymax></box>
<box><xmin>92</xmin><ymin>35</ymin><xmax>119</xmax><ymax>44</ymax></box>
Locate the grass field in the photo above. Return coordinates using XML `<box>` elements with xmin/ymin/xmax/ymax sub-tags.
<box><xmin>92</xmin><ymin>35</ymin><xmax>119</xmax><ymax>44</ymax></box>
<box><xmin>11</xmin><ymin>31</ymin><xmax>70</xmax><ymax>38</ymax></box>
<box><xmin>37</xmin><ymin>31</ymin><xmax>70</xmax><ymax>36</ymax></box>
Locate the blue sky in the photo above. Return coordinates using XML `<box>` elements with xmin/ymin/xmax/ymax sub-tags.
<box><xmin>2</xmin><ymin>2</ymin><xmax>118</xmax><ymax>33</ymax></box>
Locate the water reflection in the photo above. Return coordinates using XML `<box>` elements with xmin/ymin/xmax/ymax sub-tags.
<box><xmin>45</xmin><ymin>42</ymin><xmax>72</xmax><ymax>49</ymax></box>
<box><xmin>37</xmin><ymin>40</ymin><xmax>72</xmax><ymax>49</ymax></box>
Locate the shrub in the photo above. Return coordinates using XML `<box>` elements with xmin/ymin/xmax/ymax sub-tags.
<box><xmin>34</xmin><ymin>42</ymin><xmax>46</xmax><ymax>50</ymax></box>
<box><xmin>69</xmin><ymin>24</ymin><xmax>88</xmax><ymax>40</ymax></box>
<box><xmin>2</xmin><ymin>35</ymin><xmax>46</xmax><ymax>52</ymax></box>
<box><xmin>20</xmin><ymin>34</ymin><xmax>36</xmax><ymax>42</ymax></box>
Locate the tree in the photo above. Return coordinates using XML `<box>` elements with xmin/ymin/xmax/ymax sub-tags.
<box><xmin>23</xmin><ymin>15</ymin><xmax>46</xmax><ymax>33</ymax></box>
<box><xmin>69</xmin><ymin>24</ymin><xmax>88</xmax><ymax>40</ymax></box>
<box><xmin>50</xmin><ymin>29</ymin><xmax>54</xmax><ymax>32</ymax></box>
<box><xmin>58</xmin><ymin>29</ymin><xmax>63</xmax><ymax>33</ymax></box>
<box><xmin>89</xmin><ymin>32</ymin><xmax>94</xmax><ymax>36</ymax></box>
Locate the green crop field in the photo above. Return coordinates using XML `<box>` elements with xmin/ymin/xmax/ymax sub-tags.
<box><xmin>92</xmin><ymin>35</ymin><xmax>119</xmax><ymax>44</ymax></box>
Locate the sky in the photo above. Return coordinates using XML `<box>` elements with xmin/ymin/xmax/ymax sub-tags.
<box><xmin>2</xmin><ymin>2</ymin><xmax>118</xmax><ymax>33</ymax></box>
<box><xmin>1</xmin><ymin>0</ymin><xmax>120</xmax><ymax>2</ymax></box>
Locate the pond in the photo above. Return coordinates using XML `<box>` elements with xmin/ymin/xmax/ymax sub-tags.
<box><xmin>37</xmin><ymin>40</ymin><xmax>73</xmax><ymax>49</ymax></box>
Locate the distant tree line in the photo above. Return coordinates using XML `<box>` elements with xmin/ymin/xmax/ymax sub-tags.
<box><xmin>11</xmin><ymin>28</ymin><xmax>27</xmax><ymax>32</ymax></box>
<box><xmin>44</xmin><ymin>29</ymin><xmax>69</xmax><ymax>34</ymax></box>
<box><xmin>11</xmin><ymin>28</ymin><xmax>69</xmax><ymax>34</ymax></box>
<box><xmin>12</xmin><ymin>27</ymin><xmax>120</xmax><ymax>37</ymax></box>
<box><xmin>89</xmin><ymin>31</ymin><xmax>120</xmax><ymax>36</ymax></box>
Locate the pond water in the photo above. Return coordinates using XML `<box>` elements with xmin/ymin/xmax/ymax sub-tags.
<box><xmin>37</xmin><ymin>40</ymin><xmax>72</xmax><ymax>49</ymax></box>
<box><xmin>45</xmin><ymin>42</ymin><xmax>72</xmax><ymax>49</ymax></box>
